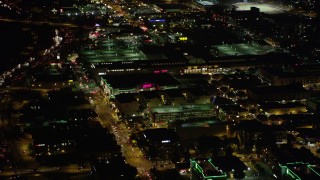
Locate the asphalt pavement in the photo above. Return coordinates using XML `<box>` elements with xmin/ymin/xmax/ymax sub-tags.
<box><xmin>90</xmin><ymin>91</ymin><xmax>154</xmax><ymax>179</ymax></box>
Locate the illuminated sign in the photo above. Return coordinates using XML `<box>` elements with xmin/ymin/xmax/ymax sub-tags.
<box><xmin>149</xmin><ymin>19</ymin><xmax>166</xmax><ymax>23</ymax></box>
<box><xmin>154</xmin><ymin>70</ymin><xmax>168</xmax><ymax>74</ymax></box>
<box><xmin>179</xmin><ymin>37</ymin><xmax>188</xmax><ymax>41</ymax></box>
<box><xmin>162</xmin><ymin>140</ymin><xmax>170</xmax><ymax>143</ymax></box>
<box><xmin>142</xmin><ymin>83</ymin><xmax>153</xmax><ymax>89</ymax></box>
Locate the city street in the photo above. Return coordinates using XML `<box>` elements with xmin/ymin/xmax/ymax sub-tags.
<box><xmin>89</xmin><ymin>91</ymin><xmax>153</xmax><ymax>179</ymax></box>
<box><xmin>2</xmin><ymin>0</ymin><xmax>320</xmax><ymax>179</ymax></box>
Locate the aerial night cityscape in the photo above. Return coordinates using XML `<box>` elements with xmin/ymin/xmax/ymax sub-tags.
<box><xmin>0</xmin><ymin>0</ymin><xmax>320</xmax><ymax>179</ymax></box>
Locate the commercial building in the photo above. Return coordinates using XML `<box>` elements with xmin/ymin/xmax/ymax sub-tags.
<box><xmin>190</xmin><ymin>158</ymin><xmax>227</xmax><ymax>180</ymax></box>
<box><xmin>149</xmin><ymin>104</ymin><xmax>215</xmax><ymax>127</ymax></box>
<box><xmin>139</xmin><ymin>128</ymin><xmax>180</xmax><ymax>160</ymax></box>
<box><xmin>28</xmin><ymin>62</ymin><xmax>75</xmax><ymax>89</ymax></box>
<box><xmin>114</xmin><ymin>93</ymin><xmax>139</xmax><ymax>117</ymax></box>
<box><xmin>279</xmin><ymin>162</ymin><xmax>320</xmax><ymax>180</ymax></box>
<box><xmin>247</xmin><ymin>83</ymin><xmax>310</xmax><ymax>102</ymax></box>
<box><xmin>258</xmin><ymin>102</ymin><xmax>307</xmax><ymax>116</ymax></box>
<box><xmin>217</xmin><ymin>104</ymin><xmax>248</xmax><ymax>121</ymax></box>
<box><xmin>140</xmin><ymin>90</ymin><xmax>163</xmax><ymax>108</ymax></box>
<box><xmin>100</xmin><ymin>73</ymin><xmax>181</xmax><ymax>98</ymax></box>
<box><xmin>81</xmin><ymin>33</ymin><xmax>295</xmax><ymax>78</ymax></box>
<box><xmin>259</xmin><ymin>67</ymin><xmax>320</xmax><ymax>88</ymax></box>
<box><xmin>235</xmin><ymin>120</ymin><xmax>287</xmax><ymax>152</ymax></box>
<box><xmin>306</xmin><ymin>97</ymin><xmax>320</xmax><ymax>113</ymax></box>
<box><xmin>211</xmin><ymin>156</ymin><xmax>247</xmax><ymax>179</ymax></box>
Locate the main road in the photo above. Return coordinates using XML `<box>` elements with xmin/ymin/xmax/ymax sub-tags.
<box><xmin>0</xmin><ymin>18</ymin><xmax>79</xmax><ymax>28</ymax></box>
<box><xmin>89</xmin><ymin>91</ymin><xmax>153</xmax><ymax>179</ymax></box>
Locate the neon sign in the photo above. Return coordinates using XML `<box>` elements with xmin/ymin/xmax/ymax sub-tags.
<box><xmin>179</xmin><ymin>37</ymin><xmax>188</xmax><ymax>41</ymax></box>
<box><xmin>149</xmin><ymin>19</ymin><xmax>165</xmax><ymax>23</ymax></box>
<box><xmin>162</xmin><ymin>140</ymin><xmax>170</xmax><ymax>143</ymax></box>
<box><xmin>154</xmin><ymin>70</ymin><xmax>168</xmax><ymax>74</ymax></box>
<box><xmin>142</xmin><ymin>83</ymin><xmax>153</xmax><ymax>89</ymax></box>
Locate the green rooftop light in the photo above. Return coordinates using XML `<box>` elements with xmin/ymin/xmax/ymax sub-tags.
<box><xmin>279</xmin><ymin>162</ymin><xmax>320</xmax><ymax>180</ymax></box>
<box><xmin>191</xmin><ymin>158</ymin><xmax>227</xmax><ymax>179</ymax></box>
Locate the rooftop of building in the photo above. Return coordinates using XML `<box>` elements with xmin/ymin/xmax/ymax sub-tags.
<box><xmin>280</xmin><ymin>162</ymin><xmax>320</xmax><ymax>180</ymax></box>
<box><xmin>33</xmin><ymin>71</ymin><xmax>74</xmax><ymax>82</ymax></box>
<box><xmin>259</xmin><ymin>102</ymin><xmax>305</xmax><ymax>109</ymax></box>
<box><xmin>139</xmin><ymin>90</ymin><xmax>161</xmax><ymax>99</ymax></box>
<box><xmin>155</xmin><ymin>4</ymin><xmax>188</xmax><ymax>10</ymax></box>
<box><xmin>213</xmin><ymin>96</ymin><xmax>235</xmax><ymax>106</ymax></box>
<box><xmin>231</xmin><ymin>2</ymin><xmax>290</xmax><ymax>14</ymax></box>
<box><xmin>296</xmin><ymin>128</ymin><xmax>320</xmax><ymax>139</ymax></box>
<box><xmin>212</xmin><ymin>156</ymin><xmax>247</xmax><ymax>172</ymax></box>
<box><xmin>220</xmin><ymin>73</ymin><xmax>266</xmax><ymax>89</ymax></box>
<box><xmin>191</xmin><ymin>158</ymin><xmax>227</xmax><ymax>177</ymax></box>
<box><xmin>151</xmin><ymin>104</ymin><xmax>214</xmax><ymax>113</ymax></box>
<box><xmin>162</xmin><ymin>89</ymin><xmax>184</xmax><ymax>98</ymax></box>
<box><xmin>212</xmin><ymin>42</ymin><xmax>274</xmax><ymax>56</ymax></box>
<box><xmin>151</xmin><ymin>168</ymin><xmax>183</xmax><ymax>180</ymax></box>
<box><xmin>92</xmin><ymin>61</ymin><xmax>140</xmax><ymax>70</ymax></box>
<box><xmin>85</xmin><ymin>46</ymin><xmax>294</xmax><ymax>70</ymax></box>
<box><xmin>218</xmin><ymin>104</ymin><xmax>247</xmax><ymax>113</ymax></box>
<box><xmin>235</xmin><ymin>119</ymin><xmax>285</xmax><ymax>132</ymax></box>
<box><xmin>142</xmin><ymin>128</ymin><xmax>179</xmax><ymax>143</ymax></box>
<box><xmin>175</xmin><ymin>74</ymin><xmax>210</xmax><ymax>87</ymax></box>
<box><xmin>115</xmin><ymin>93</ymin><xmax>138</xmax><ymax>103</ymax></box>
<box><xmin>248</xmin><ymin>83</ymin><xmax>307</xmax><ymax>94</ymax></box>
<box><xmin>101</xmin><ymin>73</ymin><xmax>181</xmax><ymax>89</ymax></box>
<box><xmin>307</xmin><ymin>97</ymin><xmax>320</xmax><ymax>103</ymax></box>
<box><xmin>267</xmin><ymin>114</ymin><xmax>320</xmax><ymax>128</ymax></box>
<box><xmin>196</xmin><ymin>0</ymin><xmax>218</xmax><ymax>6</ymax></box>
<box><xmin>260</xmin><ymin>67</ymin><xmax>308</xmax><ymax>78</ymax></box>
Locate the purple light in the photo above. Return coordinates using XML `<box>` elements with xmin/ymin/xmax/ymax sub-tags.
<box><xmin>142</xmin><ymin>83</ymin><xmax>153</xmax><ymax>89</ymax></box>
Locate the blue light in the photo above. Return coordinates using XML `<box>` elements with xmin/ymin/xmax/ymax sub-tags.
<box><xmin>149</xmin><ymin>19</ymin><xmax>165</xmax><ymax>23</ymax></box>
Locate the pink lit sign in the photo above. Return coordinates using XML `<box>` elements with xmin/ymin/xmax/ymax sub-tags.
<box><xmin>142</xmin><ymin>83</ymin><xmax>153</xmax><ymax>89</ymax></box>
<box><xmin>154</xmin><ymin>70</ymin><xmax>168</xmax><ymax>73</ymax></box>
